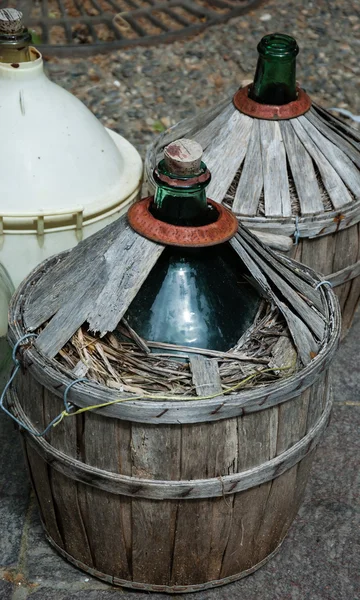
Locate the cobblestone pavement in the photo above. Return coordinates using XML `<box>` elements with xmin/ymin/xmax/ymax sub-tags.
<box><xmin>43</xmin><ymin>0</ymin><xmax>360</xmax><ymax>157</ymax></box>
<box><xmin>1</xmin><ymin>0</ymin><xmax>360</xmax><ymax>598</ymax></box>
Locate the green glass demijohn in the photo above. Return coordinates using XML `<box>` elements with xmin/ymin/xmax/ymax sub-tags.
<box><xmin>250</xmin><ymin>33</ymin><xmax>299</xmax><ymax>105</ymax></box>
<box><xmin>125</xmin><ymin>140</ymin><xmax>261</xmax><ymax>353</ymax></box>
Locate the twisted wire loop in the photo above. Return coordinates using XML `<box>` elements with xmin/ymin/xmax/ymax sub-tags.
<box><xmin>0</xmin><ymin>333</ymin><xmax>90</xmax><ymax>437</ymax></box>
<box><xmin>315</xmin><ymin>280</ymin><xmax>333</xmax><ymax>290</ymax></box>
<box><xmin>294</xmin><ymin>216</ymin><xmax>300</xmax><ymax>245</ymax></box>
<box><xmin>1</xmin><ymin>334</ymin><xmax>295</xmax><ymax>437</ymax></box>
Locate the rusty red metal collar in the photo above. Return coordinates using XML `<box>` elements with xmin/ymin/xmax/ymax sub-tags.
<box><xmin>128</xmin><ymin>197</ymin><xmax>238</xmax><ymax>247</ymax></box>
<box><xmin>233</xmin><ymin>84</ymin><xmax>312</xmax><ymax>120</ymax></box>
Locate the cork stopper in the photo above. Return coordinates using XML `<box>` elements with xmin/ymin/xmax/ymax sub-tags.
<box><xmin>0</xmin><ymin>8</ymin><xmax>24</xmax><ymax>34</ymax></box>
<box><xmin>164</xmin><ymin>139</ymin><xmax>203</xmax><ymax>177</ymax></box>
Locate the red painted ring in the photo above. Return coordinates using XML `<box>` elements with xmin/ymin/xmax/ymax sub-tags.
<box><xmin>233</xmin><ymin>85</ymin><xmax>312</xmax><ymax>120</ymax></box>
<box><xmin>128</xmin><ymin>197</ymin><xmax>238</xmax><ymax>247</ymax></box>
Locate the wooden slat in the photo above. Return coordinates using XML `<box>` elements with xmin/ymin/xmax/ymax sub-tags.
<box><xmin>236</xmin><ymin>235</ymin><xmax>326</xmax><ymax>340</ymax></box>
<box><xmin>238</xmin><ymin>228</ymin><xmax>324</xmax><ymax>312</ymax></box>
<box><xmin>131</xmin><ymin>424</ymin><xmax>181</xmax><ymax>584</ymax></box>
<box><xmin>233</xmin><ymin>119</ymin><xmax>263</xmax><ymax>215</ymax></box>
<box><xmin>260</xmin><ymin>120</ymin><xmax>291</xmax><ymax>217</ymax></box>
<box><xmin>332</xmin><ymin>224</ymin><xmax>359</xmax><ymax>314</ymax></box>
<box><xmin>24</xmin><ymin>442</ymin><xmax>64</xmax><ymax>548</ymax></box>
<box><xmin>300</xmin><ymin>234</ymin><xmax>335</xmax><ymax>278</ymax></box>
<box><xmin>25</xmin><ymin>216</ymin><xmax>127</xmax><ymax>331</ymax></box>
<box><xmin>280</xmin><ymin>120</ymin><xmax>324</xmax><ymax>215</ymax></box>
<box><xmin>220</xmin><ymin>406</ymin><xmax>278</xmax><ymax>577</ymax></box>
<box><xmin>248</xmin><ymin>229</ymin><xmax>293</xmax><ymax>253</ymax></box>
<box><xmin>42</xmin><ymin>387</ymin><xmax>94</xmax><ymax>566</ymax></box>
<box><xmin>34</xmin><ymin>255</ymin><xmax>108</xmax><ymax>358</ymax></box>
<box><xmin>254</xmin><ymin>390</ymin><xmax>310</xmax><ymax>560</ymax></box>
<box><xmin>291</xmin><ymin>118</ymin><xmax>353</xmax><ymax>210</ymax></box>
<box><xmin>87</xmin><ymin>227</ymin><xmax>165</xmax><ymax>336</ymax></box>
<box><xmin>312</xmin><ymin>103</ymin><xmax>360</xmax><ymax>149</ymax></box>
<box><xmin>171</xmin><ymin>355</ymin><xmax>233</xmax><ymax>584</ymax></box>
<box><xmin>277</xmin><ymin>302</ymin><xmax>318</xmax><ymax>366</ymax></box>
<box><xmin>306</xmin><ymin>108</ymin><xmax>360</xmax><ymax>169</ymax></box>
<box><xmin>77</xmin><ymin>413</ymin><xmax>132</xmax><ymax>578</ymax></box>
<box><xmin>298</xmin><ymin>114</ymin><xmax>360</xmax><ymax>199</ymax></box>
<box><xmin>193</xmin><ymin>102</ymin><xmax>236</xmax><ymax>152</ymax></box>
<box><xmin>204</xmin><ymin>111</ymin><xmax>253</xmax><ymax>203</ymax></box>
<box><xmin>189</xmin><ymin>354</ymin><xmax>222</xmax><ymax>396</ymax></box>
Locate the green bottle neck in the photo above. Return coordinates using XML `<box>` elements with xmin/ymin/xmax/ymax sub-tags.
<box><xmin>152</xmin><ymin>159</ymin><xmax>215</xmax><ymax>227</ymax></box>
<box><xmin>249</xmin><ymin>33</ymin><xmax>299</xmax><ymax>105</ymax></box>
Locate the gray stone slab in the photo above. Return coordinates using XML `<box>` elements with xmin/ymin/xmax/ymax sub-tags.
<box><xmin>22</xmin><ymin>501</ymin><xmax>109</xmax><ymax>592</ymax></box>
<box><xmin>27</xmin><ymin>591</ymin><xmax>123</xmax><ymax>599</ymax></box>
<box><xmin>0</xmin><ymin>412</ymin><xmax>30</xmax><ymax>567</ymax></box>
<box><xmin>332</xmin><ymin>309</ymin><xmax>360</xmax><ymax>402</ymax></box>
<box><xmin>0</xmin><ymin>579</ymin><xmax>14</xmax><ymax>599</ymax></box>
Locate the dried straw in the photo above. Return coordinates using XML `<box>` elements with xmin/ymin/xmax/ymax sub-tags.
<box><xmin>54</xmin><ymin>300</ymin><xmax>298</xmax><ymax>397</ymax></box>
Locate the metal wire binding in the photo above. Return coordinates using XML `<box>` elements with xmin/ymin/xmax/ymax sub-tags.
<box><xmin>294</xmin><ymin>216</ymin><xmax>300</xmax><ymax>245</ymax></box>
<box><xmin>0</xmin><ymin>334</ymin><xmax>89</xmax><ymax>437</ymax></box>
<box><xmin>315</xmin><ymin>280</ymin><xmax>333</xmax><ymax>290</ymax></box>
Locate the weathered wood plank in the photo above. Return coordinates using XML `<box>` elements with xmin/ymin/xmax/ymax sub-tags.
<box><xmin>233</xmin><ymin>118</ymin><xmax>263</xmax><ymax>215</ymax></box>
<box><xmin>278</xmin><ymin>302</ymin><xmax>318</xmax><ymax>366</ymax></box>
<box><xmin>248</xmin><ymin>229</ymin><xmax>293</xmax><ymax>253</ymax></box>
<box><xmin>23</xmin><ymin>441</ymin><xmax>64</xmax><ymax>549</ymax></box>
<box><xmin>189</xmin><ymin>355</ymin><xmax>222</xmax><ymax>396</ymax></box>
<box><xmin>87</xmin><ymin>226</ymin><xmax>165</xmax><ymax>336</ymax></box>
<box><xmin>220</xmin><ymin>406</ymin><xmax>278</xmax><ymax>577</ymax></box>
<box><xmin>193</xmin><ymin>102</ymin><xmax>236</xmax><ymax>151</ymax></box>
<box><xmin>77</xmin><ymin>412</ymin><xmax>132</xmax><ymax>578</ymax></box>
<box><xmin>188</xmin><ymin>355</ymin><xmax>236</xmax><ymax>582</ymax></box>
<box><xmin>254</xmin><ymin>389</ymin><xmax>310</xmax><ymax>561</ymax></box>
<box><xmin>34</xmin><ymin>227</ymin><xmax>164</xmax><ymax>358</ymax></box>
<box><xmin>312</xmin><ymin>103</ymin><xmax>360</xmax><ymax>149</ymax></box>
<box><xmin>24</xmin><ymin>216</ymin><xmax>128</xmax><ymax>331</ymax></box>
<box><xmin>300</xmin><ymin>233</ymin><xmax>335</xmax><ymax>278</ymax></box>
<box><xmin>332</xmin><ymin>224</ymin><xmax>359</xmax><ymax>314</ymax></box>
<box><xmin>328</xmin><ymin>258</ymin><xmax>360</xmax><ymax>288</ymax></box>
<box><xmin>298</xmin><ymin>114</ymin><xmax>360</xmax><ymax>199</ymax></box>
<box><xmin>341</xmin><ymin>223</ymin><xmax>360</xmax><ymax>334</ymax></box>
<box><xmin>238</xmin><ymin>228</ymin><xmax>324</xmax><ymax>312</ymax></box>
<box><xmin>131</xmin><ymin>424</ymin><xmax>181</xmax><ymax>584</ymax></box>
<box><xmin>280</xmin><ymin>120</ymin><xmax>324</xmax><ymax>215</ymax></box>
<box><xmin>260</xmin><ymin>120</ymin><xmax>291</xmax><ymax>217</ymax></box>
<box><xmin>291</xmin><ymin>118</ymin><xmax>353</xmax><ymax>210</ymax></box>
<box><xmin>204</xmin><ymin>111</ymin><xmax>253</xmax><ymax>203</ymax></box>
<box><xmin>34</xmin><ymin>254</ymin><xmax>108</xmax><ymax>359</ymax></box>
<box><xmin>236</xmin><ymin>234</ymin><xmax>326</xmax><ymax>340</ymax></box>
<box><xmin>306</xmin><ymin>108</ymin><xmax>360</xmax><ymax>169</ymax></box>
<box><xmin>42</xmin><ymin>386</ymin><xmax>94</xmax><ymax>566</ymax></box>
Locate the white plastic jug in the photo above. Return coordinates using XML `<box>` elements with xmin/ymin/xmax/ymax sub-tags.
<box><xmin>0</xmin><ymin>48</ymin><xmax>142</xmax><ymax>291</ymax></box>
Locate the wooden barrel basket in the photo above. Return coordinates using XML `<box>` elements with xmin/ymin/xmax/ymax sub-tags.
<box><xmin>7</xmin><ymin>235</ymin><xmax>340</xmax><ymax>593</ymax></box>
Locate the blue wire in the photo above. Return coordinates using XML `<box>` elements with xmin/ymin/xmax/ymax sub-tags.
<box><xmin>0</xmin><ymin>333</ymin><xmax>63</xmax><ymax>437</ymax></box>
<box><xmin>315</xmin><ymin>280</ymin><xmax>333</xmax><ymax>290</ymax></box>
<box><xmin>294</xmin><ymin>216</ymin><xmax>300</xmax><ymax>245</ymax></box>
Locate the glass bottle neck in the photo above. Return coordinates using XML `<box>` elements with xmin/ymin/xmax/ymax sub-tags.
<box><xmin>0</xmin><ymin>30</ymin><xmax>32</xmax><ymax>63</ymax></box>
<box><xmin>152</xmin><ymin>160</ymin><xmax>214</xmax><ymax>227</ymax></box>
<box><xmin>249</xmin><ymin>33</ymin><xmax>299</xmax><ymax>105</ymax></box>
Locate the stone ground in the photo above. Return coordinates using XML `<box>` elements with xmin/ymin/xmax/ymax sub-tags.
<box><xmin>1</xmin><ymin>0</ymin><xmax>360</xmax><ymax>598</ymax></box>
<box><xmin>43</xmin><ymin>0</ymin><xmax>360</xmax><ymax>158</ymax></box>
